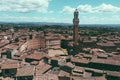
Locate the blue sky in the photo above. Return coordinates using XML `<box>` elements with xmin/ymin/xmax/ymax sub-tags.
<box><xmin>0</xmin><ymin>0</ymin><xmax>120</xmax><ymax>24</ymax></box>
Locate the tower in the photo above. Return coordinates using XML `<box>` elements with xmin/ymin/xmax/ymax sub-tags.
<box><xmin>73</xmin><ymin>9</ymin><xmax>79</xmax><ymax>45</ymax></box>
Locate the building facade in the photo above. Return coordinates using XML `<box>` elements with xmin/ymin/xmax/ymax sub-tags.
<box><xmin>45</xmin><ymin>36</ymin><xmax>61</xmax><ymax>49</ymax></box>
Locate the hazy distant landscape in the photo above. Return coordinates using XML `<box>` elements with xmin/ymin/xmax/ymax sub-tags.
<box><xmin>0</xmin><ymin>22</ymin><xmax>120</xmax><ymax>28</ymax></box>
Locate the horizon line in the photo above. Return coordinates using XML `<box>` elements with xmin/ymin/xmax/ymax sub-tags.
<box><xmin>0</xmin><ymin>21</ymin><xmax>120</xmax><ymax>25</ymax></box>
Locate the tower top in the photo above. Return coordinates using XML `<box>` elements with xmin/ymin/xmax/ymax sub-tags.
<box><xmin>74</xmin><ymin>9</ymin><xmax>79</xmax><ymax>13</ymax></box>
<box><xmin>75</xmin><ymin>9</ymin><xmax>78</xmax><ymax>11</ymax></box>
<box><xmin>74</xmin><ymin>9</ymin><xmax>79</xmax><ymax>19</ymax></box>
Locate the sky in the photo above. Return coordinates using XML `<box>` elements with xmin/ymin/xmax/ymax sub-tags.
<box><xmin>0</xmin><ymin>0</ymin><xmax>120</xmax><ymax>24</ymax></box>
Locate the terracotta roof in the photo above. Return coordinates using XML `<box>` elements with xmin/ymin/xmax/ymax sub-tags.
<box><xmin>60</xmin><ymin>62</ymin><xmax>75</xmax><ymax>69</ymax></box>
<box><xmin>83</xmin><ymin>54</ymin><xmax>93</xmax><ymax>58</ymax></box>
<box><xmin>91</xmin><ymin>58</ymin><xmax>120</xmax><ymax>66</ymax></box>
<box><xmin>83</xmin><ymin>40</ymin><xmax>94</xmax><ymax>43</ymax></box>
<box><xmin>12</xmin><ymin>57</ymin><xmax>22</xmax><ymax>61</ymax></box>
<box><xmin>110</xmin><ymin>55</ymin><xmax>120</xmax><ymax>61</ymax></box>
<box><xmin>58</xmin><ymin>70</ymin><xmax>70</xmax><ymax>77</ymax></box>
<box><xmin>54</xmin><ymin>45</ymin><xmax>61</xmax><ymax>49</ymax></box>
<box><xmin>107</xmin><ymin>71</ymin><xmax>120</xmax><ymax>77</ymax></box>
<box><xmin>14</xmin><ymin>52</ymin><xmax>21</xmax><ymax>57</ymax></box>
<box><xmin>25</xmin><ymin>52</ymin><xmax>45</xmax><ymax>60</ymax></box>
<box><xmin>85</xmin><ymin>68</ymin><xmax>104</xmax><ymax>74</ymax></box>
<box><xmin>30</xmin><ymin>61</ymin><xmax>39</xmax><ymax>65</ymax></box>
<box><xmin>48</xmin><ymin>49</ymin><xmax>65</xmax><ymax>57</ymax></box>
<box><xmin>1</xmin><ymin>62</ymin><xmax>19</xmax><ymax>69</ymax></box>
<box><xmin>0</xmin><ymin>32</ymin><xmax>7</xmax><ymax>36</ymax></box>
<box><xmin>66</xmin><ymin>62</ymin><xmax>75</xmax><ymax>68</ymax></box>
<box><xmin>114</xmin><ymin>41</ymin><xmax>120</xmax><ymax>44</ymax></box>
<box><xmin>35</xmin><ymin>74</ymin><xmax>58</xmax><ymax>80</ymax></box>
<box><xmin>106</xmin><ymin>38</ymin><xmax>118</xmax><ymax>41</ymax></box>
<box><xmin>4</xmin><ymin>44</ymin><xmax>19</xmax><ymax>50</ymax></box>
<box><xmin>71</xmin><ymin>57</ymin><xmax>89</xmax><ymax>64</ymax></box>
<box><xmin>45</xmin><ymin>36</ymin><xmax>60</xmax><ymax>40</ymax></box>
<box><xmin>73</xmin><ymin>66</ymin><xmax>84</xmax><ymax>73</ymax></box>
<box><xmin>97</xmin><ymin>54</ymin><xmax>108</xmax><ymax>59</ymax></box>
<box><xmin>97</xmin><ymin>42</ymin><xmax>115</xmax><ymax>47</ymax></box>
<box><xmin>72</xmin><ymin>76</ymin><xmax>106</xmax><ymax>80</ymax></box>
<box><xmin>51</xmin><ymin>56</ymin><xmax>61</xmax><ymax>61</ymax></box>
<box><xmin>0</xmin><ymin>41</ymin><xmax>9</xmax><ymax>48</ymax></box>
<box><xmin>1</xmin><ymin>77</ymin><xmax>14</xmax><ymax>80</ymax></box>
<box><xmin>36</xmin><ymin>63</ymin><xmax>52</xmax><ymax>75</ymax></box>
<box><xmin>16</xmin><ymin>66</ymin><xmax>35</xmax><ymax>77</ymax></box>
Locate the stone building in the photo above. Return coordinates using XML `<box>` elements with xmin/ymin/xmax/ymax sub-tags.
<box><xmin>73</xmin><ymin>9</ymin><xmax>79</xmax><ymax>45</ymax></box>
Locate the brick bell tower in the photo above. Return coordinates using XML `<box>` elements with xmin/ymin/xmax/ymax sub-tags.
<box><xmin>73</xmin><ymin>9</ymin><xmax>79</xmax><ymax>45</ymax></box>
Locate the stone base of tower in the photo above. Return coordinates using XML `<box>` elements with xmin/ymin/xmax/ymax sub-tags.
<box><xmin>72</xmin><ymin>42</ymin><xmax>83</xmax><ymax>55</ymax></box>
<box><xmin>73</xmin><ymin>45</ymin><xmax>79</xmax><ymax>55</ymax></box>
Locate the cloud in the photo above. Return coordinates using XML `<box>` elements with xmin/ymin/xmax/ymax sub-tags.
<box><xmin>48</xmin><ymin>11</ymin><xmax>54</xmax><ymax>13</ymax></box>
<box><xmin>61</xmin><ymin>3</ymin><xmax>120</xmax><ymax>14</ymax></box>
<box><xmin>77</xmin><ymin>4</ymin><xmax>93</xmax><ymax>13</ymax></box>
<box><xmin>0</xmin><ymin>0</ymin><xmax>50</xmax><ymax>13</ymax></box>
<box><xmin>94</xmin><ymin>3</ymin><xmax>120</xmax><ymax>12</ymax></box>
<box><xmin>60</xmin><ymin>6</ymin><xmax>75</xmax><ymax>14</ymax></box>
<box><xmin>0</xmin><ymin>14</ymin><xmax>72</xmax><ymax>23</ymax></box>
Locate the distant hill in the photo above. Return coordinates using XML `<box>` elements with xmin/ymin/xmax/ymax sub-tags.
<box><xmin>0</xmin><ymin>22</ymin><xmax>72</xmax><ymax>27</ymax></box>
<box><xmin>0</xmin><ymin>22</ymin><xmax>120</xmax><ymax>27</ymax></box>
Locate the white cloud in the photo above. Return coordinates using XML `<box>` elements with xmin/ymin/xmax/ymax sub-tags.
<box><xmin>61</xmin><ymin>3</ymin><xmax>120</xmax><ymax>14</ymax></box>
<box><xmin>94</xmin><ymin>3</ymin><xmax>120</xmax><ymax>12</ymax></box>
<box><xmin>61</xmin><ymin>6</ymin><xmax>75</xmax><ymax>14</ymax></box>
<box><xmin>77</xmin><ymin>4</ymin><xmax>93</xmax><ymax>13</ymax></box>
<box><xmin>0</xmin><ymin>0</ymin><xmax>50</xmax><ymax>13</ymax></box>
<box><xmin>0</xmin><ymin>14</ymin><xmax>72</xmax><ymax>23</ymax></box>
<box><xmin>48</xmin><ymin>11</ymin><xmax>54</xmax><ymax>13</ymax></box>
